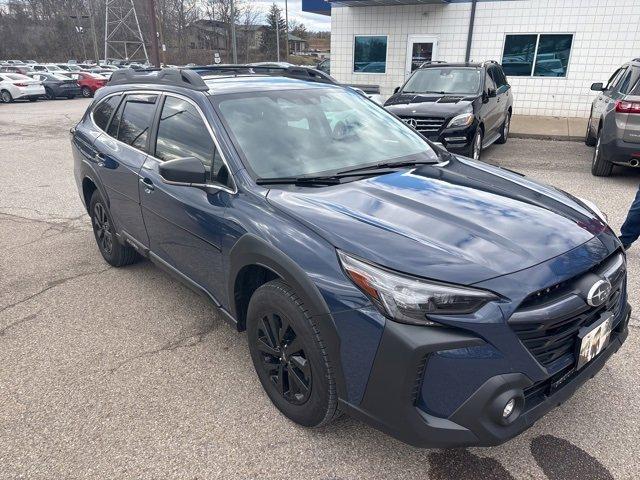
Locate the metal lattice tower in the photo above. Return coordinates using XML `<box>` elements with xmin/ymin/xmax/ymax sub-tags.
<box><xmin>104</xmin><ymin>0</ymin><xmax>148</xmax><ymax>62</ymax></box>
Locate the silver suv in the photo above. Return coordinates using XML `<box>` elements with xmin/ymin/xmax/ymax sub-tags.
<box><xmin>586</xmin><ymin>58</ymin><xmax>640</xmax><ymax>176</ymax></box>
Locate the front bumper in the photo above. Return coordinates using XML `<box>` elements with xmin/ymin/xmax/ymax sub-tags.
<box><xmin>341</xmin><ymin>303</ymin><xmax>630</xmax><ymax>448</ymax></box>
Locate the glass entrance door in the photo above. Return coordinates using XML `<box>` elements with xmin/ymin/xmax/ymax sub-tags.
<box><xmin>406</xmin><ymin>36</ymin><xmax>438</xmax><ymax>78</ymax></box>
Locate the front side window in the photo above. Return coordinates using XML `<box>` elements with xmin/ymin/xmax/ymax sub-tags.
<box><xmin>93</xmin><ymin>94</ymin><xmax>121</xmax><ymax>132</ymax></box>
<box><xmin>113</xmin><ymin>94</ymin><xmax>157</xmax><ymax>151</ymax></box>
<box><xmin>402</xmin><ymin>67</ymin><xmax>482</xmax><ymax>95</ymax></box>
<box><xmin>215</xmin><ymin>87</ymin><xmax>437</xmax><ymax>179</ymax></box>
<box><xmin>354</xmin><ymin>36</ymin><xmax>387</xmax><ymax>73</ymax></box>
<box><xmin>502</xmin><ymin>34</ymin><xmax>573</xmax><ymax>77</ymax></box>
<box><xmin>155</xmin><ymin>96</ymin><xmax>228</xmax><ymax>186</ymax></box>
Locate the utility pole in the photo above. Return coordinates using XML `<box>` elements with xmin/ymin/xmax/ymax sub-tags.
<box><xmin>146</xmin><ymin>0</ymin><xmax>161</xmax><ymax>67</ymax></box>
<box><xmin>275</xmin><ymin>10</ymin><xmax>280</xmax><ymax>63</ymax></box>
<box><xmin>70</xmin><ymin>15</ymin><xmax>89</xmax><ymax>61</ymax></box>
<box><xmin>284</xmin><ymin>0</ymin><xmax>289</xmax><ymax>58</ymax></box>
<box><xmin>230</xmin><ymin>0</ymin><xmax>237</xmax><ymax>64</ymax></box>
<box><xmin>84</xmin><ymin>0</ymin><xmax>101</xmax><ymax>62</ymax></box>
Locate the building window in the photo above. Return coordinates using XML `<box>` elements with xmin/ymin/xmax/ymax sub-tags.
<box><xmin>502</xmin><ymin>34</ymin><xmax>573</xmax><ymax>77</ymax></box>
<box><xmin>354</xmin><ymin>35</ymin><xmax>387</xmax><ymax>73</ymax></box>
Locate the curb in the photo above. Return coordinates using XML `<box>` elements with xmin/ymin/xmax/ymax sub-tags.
<box><xmin>510</xmin><ymin>132</ymin><xmax>584</xmax><ymax>142</ymax></box>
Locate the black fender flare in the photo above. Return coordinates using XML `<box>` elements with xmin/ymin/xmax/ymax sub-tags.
<box><xmin>228</xmin><ymin>233</ymin><xmax>347</xmax><ymax>400</ymax></box>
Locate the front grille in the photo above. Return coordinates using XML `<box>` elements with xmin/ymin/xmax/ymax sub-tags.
<box><xmin>399</xmin><ymin>116</ymin><xmax>446</xmax><ymax>134</ymax></box>
<box><xmin>509</xmin><ymin>252</ymin><xmax>626</xmax><ymax>369</ymax></box>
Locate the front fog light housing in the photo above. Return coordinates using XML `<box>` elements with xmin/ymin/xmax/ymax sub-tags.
<box><xmin>503</xmin><ymin>398</ymin><xmax>516</xmax><ymax>418</ymax></box>
<box><xmin>337</xmin><ymin>250</ymin><xmax>498</xmax><ymax>326</ymax></box>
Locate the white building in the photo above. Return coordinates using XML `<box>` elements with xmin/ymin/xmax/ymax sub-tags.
<box><xmin>303</xmin><ymin>0</ymin><xmax>640</xmax><ymax>117</ymax></box>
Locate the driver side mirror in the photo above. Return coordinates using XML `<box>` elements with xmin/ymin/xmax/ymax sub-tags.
<box><xmin>393</xmin><ymin>86</ymin><xmax>400</xmax><ymax>94</ymax></box>
<box><xmin>159</xmin><ymin>157</ymin><xmax>207</xmax><ymax>186</ymax></box>
<box><xmin>590</xmin><ymin>82</ymin><xmax>605</xmax><ymax>92</ymax></box>
<box><xmin>487</xmin><ymin>88</ymin><xmax>497</xmax><ymax>98</ymax></box>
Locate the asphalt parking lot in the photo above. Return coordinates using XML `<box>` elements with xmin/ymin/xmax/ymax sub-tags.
<box><xmin>1</xmin><ymin>99</ymin><xmax>639</xmax><ymax>480</ymax></box>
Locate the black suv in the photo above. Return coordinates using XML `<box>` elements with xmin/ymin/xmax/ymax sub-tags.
<box><xmin>384</xmin><ymin>61</ymin><xmax>513</xmax><ymax>161</ymax></box>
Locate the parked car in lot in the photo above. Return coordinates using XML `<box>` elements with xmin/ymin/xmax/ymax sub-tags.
<box><xmin>68</xmin><ymin>71</ymin><xmax>108</xmax><ymax>97</ymax></box>
<box><xmin>57</xmin><ymin>63</ymin><xmax>86</xmax><ymax>73</ymax></box>
<box><xmin>0</xmin><ymin>72</ymin><xmax>45</xmax><ymax>102</ymax></box>
<box><xmin>586</xmin><ymin>58</ymin><xmax>640</xmax><ymax>176</ymax></box>
<box><xmin>31</xmin><ymin>63</ymin><xmax>66</xmax><ymax>73</ymax></box>
<box><xmin>0</xmin><ymin>64</ymin><xmax>34</xmax><ymax>75</ymax></box>
<box><xmin>27</xmin><ymin>72</ymin><xmax>80</xmax><ymax>99</ymax></box>
<box><xmin>87</xmin><ymin>68</ymin><xmax>113</xmax><ymax>79</ymax></box>
<box><xmin>316</xmin><ymin>58</ymin><xmax>330</xmax><ymax>74</ymax></box>
<box><xmin>71</xmin><ymin>68</ymin><xmax>630</xmax><ymax>448</ymax></box>
<box><xmin>384</xmin><ymin>61</ymin><xmax>513</xmax><ymax>161</ymax></box>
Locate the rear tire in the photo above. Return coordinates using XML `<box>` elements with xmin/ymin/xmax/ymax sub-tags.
<box><xmin>81</xmin><ymin>86</ymin><xmax>92</xmax><ymax>98</ymax></box>
<box><xmin>247</xmin><ymin>279</ymin><xmax>339</xmax><ymax>428</ymax></box>
<box><xmin>28</xmin><ymin>97</ymin><xmax>38</xmax><ymax>102</ymax></box>
<box><xmin>1</xmin><ymin>90</ymin><xmax>13</xmax><ymax>103</ymax></box>
<box><xmin>89</xmin><ymin>191</ymin><xmax>138</xmax><ymax>267</ymax></box>
<box><xmin>591</xmin><ymin>130</ymin><xmax>613</xmax><ymax>177</ymax></box>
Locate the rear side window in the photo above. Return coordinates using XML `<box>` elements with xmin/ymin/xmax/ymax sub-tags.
<box><xmin>155</xmin><ymin>96</ymin><xmax>229</xmax><ymax>186</ymax></box>
<box><xmin>112</xmin><ymin>94</ymin><xmax>158</xmax><ymax>151</ymax></box>
<box><xmin>93</xmin><ymin>95</ymin><xmax>121</xmax><ymax>132</ymax></box>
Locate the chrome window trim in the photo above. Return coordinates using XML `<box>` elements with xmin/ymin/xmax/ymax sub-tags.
<box><xmin>89</xmin><ymin>89</ymin><xmax>237</xmax><ymax>195</ymax></box>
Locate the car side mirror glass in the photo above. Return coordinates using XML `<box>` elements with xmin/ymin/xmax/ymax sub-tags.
<box><xmin>487</xmin><ymin>88</ymin><xmax>497</xmax><ymax>98</ymax></box>
<box><xmin>393</xmin><ymin>86</ymin><xmax>400</xmax><ymax>94</ymax></box>
<box><xmin>159</xmin><ymin>157</ymin><xmax>207</xmax><ymax>185</ymax></box>
<box><xmin>590</xmin><ymin>82</ymin><xmax>605</xmax><ymax>92</ymax></box>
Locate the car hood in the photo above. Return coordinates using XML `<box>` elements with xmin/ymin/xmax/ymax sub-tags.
<box><xmin>384</xmin><ymin>93</ymin><xmax>476</xmax><ymax>117</ymax></box>
<box><xmin>266</xmin><ymin>157</ymin><xmax>608</xmax><ymax>285</ymax></box>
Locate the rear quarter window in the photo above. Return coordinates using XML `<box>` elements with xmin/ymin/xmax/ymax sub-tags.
<box><xmin>92</xmin><ymin>95</ymin><xmax>122</xmax><ymax>132</ymax></box>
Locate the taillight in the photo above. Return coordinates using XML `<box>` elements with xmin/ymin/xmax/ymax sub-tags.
<box><xmin>14</xmin><ymin>83</ymin><xmax>29</xmax><ymax>87</ymax></box>
<box><xmin>615</xmin><ymin>100</ymin><xmax>640</xmax><ymax>114</ymax></box>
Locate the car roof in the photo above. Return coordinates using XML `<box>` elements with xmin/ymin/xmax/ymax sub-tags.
<box><xmin>420</xmin><ymin>62</ymin><xmax>484</xmax><ymax>69</ymax></box>
<box><xmin>202</xmin><ymin>74</ymin><xmax>343</xmax><ymax>95</ymax></box>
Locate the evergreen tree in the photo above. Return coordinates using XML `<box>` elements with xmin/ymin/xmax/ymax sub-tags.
<box><xmin>259</xmin><ymin>3</ymin><xmax>287</xmax><ymax>60</ymax></box>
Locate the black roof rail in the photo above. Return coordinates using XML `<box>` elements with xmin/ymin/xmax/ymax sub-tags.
<box><xmin>107</xmin><ymin>68</ymin><xmax>209</xmax><ymax>91</ymax></box>
<box><xmin>419</xmin><ymin>60</ymin><xmax>448</xmax><ymax>68</ymax></box>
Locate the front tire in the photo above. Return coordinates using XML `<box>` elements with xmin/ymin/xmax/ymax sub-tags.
<box><xmin>45</xmin><ymin>88</ymin><xmax>55</xmax><ymax>100</ymax></box>
<box><xmin>89</xmin><ymin>191</ymin><xmax>137</xmax><ymax>267</ymax></box>
<box><xmin>28</xmin><ymin>97</ymin><xmax>38</xmax><ymax>102</ymax></box>
<box><xmin>591</xmin><ymin>130</ymin><xmax>613</xmax><ymax>177</ymax></box>
<box><xmin>247</xmin><ymin>279</ymin><xmax>338</xmax><ymax>428</ymax></box>
<box><xmin>585</xmin><ymin>115</ymin><xmax>597</xmax><ymax>146</ymax></box>
<box><xmin>496</xmin><ymin>112</ymin><xmax>510</xmax><ymax>144</ymax></box>
<box><xmin>81</xmin><ymin>86</ymin><xmax>93</xmax><ymax>98</ymax></box>
<box><xmin>469</xmin><ymin>128</ymin><xmax>483</xmax><ymax>161</ymax></box>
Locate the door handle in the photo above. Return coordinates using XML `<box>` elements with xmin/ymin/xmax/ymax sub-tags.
<box><xmin>140</xmin><ymin>177</ymin><xmax>155</xmax><ymax>192</ymax></box>
<box><xmin>94</xmin><ymin>152</ymin><xmax>105</xmax><ymax>167</ymax></box>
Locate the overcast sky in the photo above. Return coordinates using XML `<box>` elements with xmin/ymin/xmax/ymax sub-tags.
<box><xmin>252</xmin><ymin>0</ymin><xmax>332</xmax><ymax>32</ymax></box>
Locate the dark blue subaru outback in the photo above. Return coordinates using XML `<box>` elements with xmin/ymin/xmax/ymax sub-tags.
<box><xmin>71</xmin><ymin>68</ymin><xmax>630</xmax><ymax>447</ymax></box>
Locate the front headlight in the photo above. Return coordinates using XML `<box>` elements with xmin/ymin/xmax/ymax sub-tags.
<box><xmin>447</xmin><ymin>112</ymin><xmax>475</xmax><ymax>128</ymax></box>
<box><xmin>577</xmin><ymin>197</ymin><xmax>608</xmax><ymax>224</ymax></box>
<box><xmin>337</xmin><ymin>251</ymin><xmax>498</xmax><ymax>326</ymax></box>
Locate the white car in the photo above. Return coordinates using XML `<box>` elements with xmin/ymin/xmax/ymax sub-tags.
<box><xmin>31</xmin><ymin>64</ymin><xmax>65</xmax><ymax>73</ymax></box>
<box><xmin>0</xmin><ymin>73</ymin><xmax>45</xmax><ymax>102</ymax></box>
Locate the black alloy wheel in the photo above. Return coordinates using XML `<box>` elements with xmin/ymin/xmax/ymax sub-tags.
<box><xmin>81</xmin><ymin>86</ymin><xmax>92</xmax><ymax>98</ymax></box>
<box><xmin>247</xmin><ymin>279</ymin><xmax>339</xmax><ymax>427</ymax></box>
<box><xmin>92</xmin><ymin>201</ymin><xmax>113</xmax><ymax>256</ymax></box>
<box><xmin>88</xmin><ymin>191</ymin><xmax>137</xmax><ymax>267</ymax></box>
<box><xmin>255</xmin><ymin>312</ymin><xmax>312</xmax><ymax>405</ymax></box>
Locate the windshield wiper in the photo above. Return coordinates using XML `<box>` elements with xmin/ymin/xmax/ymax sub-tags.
<box><xmin>256</xmin><ymin>176</ymin><xmax>342</xmax><ymax>186</ymax></box>
<box><xmin>336</xmin><ymin>160</ymin><xmax>436</xmax><ymax>176</ymax></box>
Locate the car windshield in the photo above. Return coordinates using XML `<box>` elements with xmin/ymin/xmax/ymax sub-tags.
<box><xmin>214</xmin><ymin>87</ymin><xmax>437</xmax><ymax>179</ymax></box>
<box><xmin>402</xmin><ymin>67</ymin><xmax>482</xmax><ymax>95</ymax></box>
<box><xmin>51</xmin><ymin>73</ymin><xmax>71</xmax><ymax>80</ymax></box>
